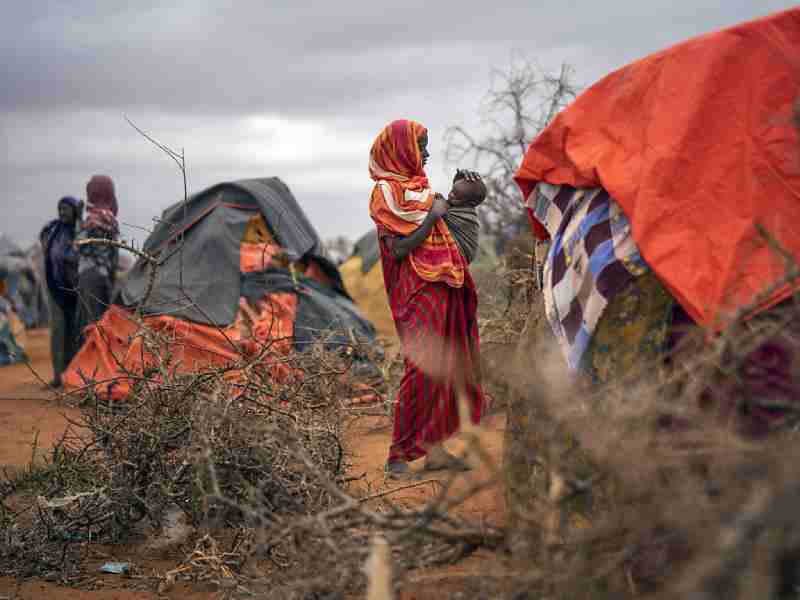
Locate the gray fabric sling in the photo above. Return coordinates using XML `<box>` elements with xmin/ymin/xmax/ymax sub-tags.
<box><xmin>443</xmin><ymin>206</ymin><xmax>480</xmax><ymax>264</ymax></box>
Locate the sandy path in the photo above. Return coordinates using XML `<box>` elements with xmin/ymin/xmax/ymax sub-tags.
<box><xmin>0</xmin><ymin>330</ymin><xmax>81</xmax><ymax>473</ymax></box>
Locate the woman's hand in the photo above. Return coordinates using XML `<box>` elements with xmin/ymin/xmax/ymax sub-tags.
<box><xmin>430</xmin><ymin>193</ymin><xmax>450</xmax><ymax>218</ymax></box>
<box><xmin>390</xmin><ymin>193</ymin><xmax>449</xmax><ymax>260</ymax></box>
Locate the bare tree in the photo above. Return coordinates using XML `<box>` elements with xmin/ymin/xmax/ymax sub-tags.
<box><xmin>445</xmin><ymin>58</ymin><xmax>579</xmax><ymax>249</ymax></box>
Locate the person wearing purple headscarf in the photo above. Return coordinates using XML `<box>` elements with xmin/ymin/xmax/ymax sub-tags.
<box><xmin>40</xmin><ymin>196</ymin><xmax>82</xmax><ymax>387</ymax></box>
<box><xmin>75</xmin><ymin>175</ymin><xmax>120</xmax><ymax>338</ymax></box>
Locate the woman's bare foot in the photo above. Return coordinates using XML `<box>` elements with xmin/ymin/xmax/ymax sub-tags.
<box><xmin>423</xmin><ymin>447</ymin><xmax>471</xmax><ymax>472</ymax></box>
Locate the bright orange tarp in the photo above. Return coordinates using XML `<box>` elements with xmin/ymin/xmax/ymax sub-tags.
<box><xmin>515</xmin><ymin>8</ymin><xmax>800</xmax><ymax>329</ymax></box>
<box><xmin>62</xmin><ymin>294</ymin><xmax>298</xmax><ymax>400</ymax></box>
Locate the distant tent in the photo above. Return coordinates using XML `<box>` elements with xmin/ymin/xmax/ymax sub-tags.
<box><xmin>0</xmin><ymin>234</ymin><xmax>22</xmax><ymax>258</ymax></box>
<box><xmin>0</xmin><ymin>233</ymin><xmax>50</xmax><ymax>329</ymax></box>
<box><xmin>0</xmin><ymin>253</ymin><xmax>45</xmax><ymax>329</ymax></box>
<box><xmin>23</xmin><ymin>242</ymin><xmax>51</xmax><ymax>328</ymax></box>
<box><xmin>63</xmin><ymin>177</ymin><xmax>381</xmax><ymax>399</ymax></box>
<box><xmin>0</xmin><ymin>290</ymin><xmax>28</xmax><ymax>367</ymax></box>
<box><xmin>339</xmin><ymin>230</ymin><xmax>396</xmax><ymax>339</ymax></box>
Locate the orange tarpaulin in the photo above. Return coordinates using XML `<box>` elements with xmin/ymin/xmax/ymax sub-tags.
<box><xmin>515</xmin><ymin>8</ymin><xmax>800</xmax><ymax>329</ymax></box>
<box><xmin>62</xmin><ymin>294</ymin><xmax>298</xmax><ymax>400</ymax></box>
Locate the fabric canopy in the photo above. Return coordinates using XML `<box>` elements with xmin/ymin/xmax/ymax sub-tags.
<box><xmin>515</xmin><ymin>8</ymin><xmax>800</xmax><ymax>329</ymax></box>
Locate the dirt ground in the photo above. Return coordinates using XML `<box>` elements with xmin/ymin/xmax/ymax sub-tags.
<box><xmin>0</xmin><ymin>330</ymin><xmax>507</xmax><ymax>599</ymax></box>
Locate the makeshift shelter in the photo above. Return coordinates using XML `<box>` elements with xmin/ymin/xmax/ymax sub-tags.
<box><xmin>339</xmin><ymin>230</ymin><xmax>396</xmax><ymax>338</ymax></box>
<box><xmin>515</xmin><ymin>7</ymin><xmax>800</xmax><ymax>330</ymax></box>
<box><xmin>23</xmin><ymin>243</ymin><xmax>50</xmax><ymax>328</ymax></box>
<box><xmin>0</xmin><ymin>287</ymin><xmax>27</xmax><ymax>367</ymax></box>
<box><xmin>62</xmin><ymin>177</ymin><xmax>381</xmax><ymax>399</ymax></box>
<box><xmin>0</xmin><ymin>253</ymin><xmax>44</xmax><ymax>329</ymax></box>
<box><xmin>0</xmin><ymin>234</ymin><xmax>50</xmax><ymax>329</ymax></box>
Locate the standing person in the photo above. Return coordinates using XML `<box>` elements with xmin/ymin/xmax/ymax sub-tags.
<box><xmin>76</xmin><ymin>175</ymin><xmax>119</xmax><ymax>337</ymax></box>
<box><xmin>369</xmin><ymin>119</ymin><xmax>487</xmax><ymax>478</ymax></box>
<box><xmin>40</xmin><ymin>196</ymin><xmax>82</xmax><ymax>388</ymax></box>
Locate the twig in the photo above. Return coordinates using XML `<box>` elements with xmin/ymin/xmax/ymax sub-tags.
<box><xmin>358</xmin><ymin>479</ymin><xmax>441</xmax><ymax>504</ymax></box>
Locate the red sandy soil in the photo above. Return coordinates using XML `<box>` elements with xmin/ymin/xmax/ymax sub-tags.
<box><xmin>0</xmin><ymin>330</ymin><xmax>506</xmax><ymax>599</ymax></box>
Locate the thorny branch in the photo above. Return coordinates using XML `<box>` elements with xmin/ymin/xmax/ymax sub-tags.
<box><xmin>444</xmin><ymin>58</ymin><xmax>579</xmax><ymax>244</ymax></box>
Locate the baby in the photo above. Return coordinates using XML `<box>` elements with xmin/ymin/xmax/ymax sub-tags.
<box><xmin>447</xmin><ymin>169</ymin><xmax>487</xmax><ymax>208</ymax></box>
<box><xmin>442</xmin><ymin>169</ymin><xmax>486</xmax><ymax>264</ymax></box>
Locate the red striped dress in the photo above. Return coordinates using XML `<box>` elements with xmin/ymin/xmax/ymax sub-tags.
<box><xmin>378</xmin><ymin>226</ymin><xmax>484</xmax><ymax>463</ymax></box>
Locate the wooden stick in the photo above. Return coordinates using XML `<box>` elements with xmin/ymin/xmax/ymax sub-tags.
<box><xmin>358</xmin><ymin>479</ymin><xmax>440</xmax><ymax>503</ymax></box>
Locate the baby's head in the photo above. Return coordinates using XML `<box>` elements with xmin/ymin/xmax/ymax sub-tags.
<box><xmin>447</xmin><ymin>174</ymin><xmax>486</xmax><ymax>208</ymax></box>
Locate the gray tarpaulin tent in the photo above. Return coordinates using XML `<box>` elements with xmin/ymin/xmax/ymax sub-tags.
<box><xmin>0</xmin><ymin>234</ymin><xmax>50</xmax><ymax>328</ymax></box>
<box><xmin>0</xmin><ymin>236</ymin><xmax>30</xmax><ymax>363</ymax></box>
<box><xmin>0</xmin><ymin>297</ymin><xmax>27</xmax><ymax>366</ymax></box>
<box><xmin>25</xmin><ymin>243</ymin><xmax>50</xmax><ymax>327</ymax></box>
<box><xmin>117</xmin><ymin>176</ymin><xmax>379</xmax><ymax>359</ymax></box>
<box><xmin>350</xmin><ymin>230</ymin><xmax>381</xmax><ymax>275</ymax></box>
<box><xmin>121</xmin><ymin>177</ymin><xmax>328</xmax><ymax>326</ymax></box>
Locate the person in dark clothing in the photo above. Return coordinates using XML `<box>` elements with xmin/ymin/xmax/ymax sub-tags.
<box><xmin>40</xmin><ymin>196</ymin><xmax>82</xmax><ymax>387</ymax></box>
<box><xmin>75</xmin><ymin>175</ymin><xmax>120</xmax><ymax>338</ymax></box>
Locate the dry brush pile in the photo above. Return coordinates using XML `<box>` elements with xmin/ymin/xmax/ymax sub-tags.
<box><xmin>491</xmin><ymin>253</ymin><xmax>800</xmax><ymax>600</ymax></box>
<box><xmin>0</xmin><ymin>326</ymin><xmax>360</xmax><ymax>588</ymax></box>
<box><xmin>0</xmin><ymin>315</ymin><xmax>504</xmax><ymax>599</ymax></box>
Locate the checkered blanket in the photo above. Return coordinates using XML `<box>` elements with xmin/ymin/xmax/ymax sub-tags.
<box><xmin>526</xmin><ymin>182</ymin><xmax>649</xmax><ymax>370</ymax></box>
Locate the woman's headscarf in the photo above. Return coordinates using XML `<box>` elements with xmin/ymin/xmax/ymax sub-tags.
<box><xmin>41</xmin><ymin>196</ymin><xmax>81</xmax><ymax>245</ymax></box>
<box><xmin>86</xmin><ymin>175</ymin><xmax>118</xmax><ymax>215</ymax></box>
<box><xmin>368</xmin><ymin>120</ymin><xmax>465</xmax><ymax>287</ymax></box>
<box><xmin>41</xmin><ymin>196</ymin><xmax>82</xmax><ymax>302</ymax></box>
<box><xmin>83</xmin><ymin>175</ymin><xmax>119</xmax><ymax>235</ymax></box>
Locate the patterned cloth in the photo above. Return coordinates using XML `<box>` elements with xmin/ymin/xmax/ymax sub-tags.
<box><xmin>77</xmin><ymin>227</ymin><xmax>118</xmax><ymax>278</ymax></box>
<box><xmin>76</xmin><ymin>176</ymin><xmax>120</xmax><ymax>333</ymax></box>
<box><xmin>79</xmin><ymin>175</ymin><xmax>119</xmax><ymax>279</ymax></box>
<box><xmin>82</xmin><ymin>208</ymin><xmax>118</xmax><ymax>236</ymax></box>
<box><xmin>369</xmin><ymin>120</ymin><xmax>466</xmax><ymax>287</ymax></box>
<box><xmin>377</xmin><ymin>229</ymin><xmax>484</xmax><ymax>462</ymax></box>
<box><xmin>526</xmin><ymin>182</ymin><xmax>649</xmax><ymax>370</ymax></box>
<box><xmin>582</xmin><ymin>271</ymin><xmax>676</xmax><ymax>385</ymax></box>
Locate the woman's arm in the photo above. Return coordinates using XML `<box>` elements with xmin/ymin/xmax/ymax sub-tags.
<box><xmin>389</xmin><ymin>194</ymin><xmax>450</xmax><ymax>260</ymax></box>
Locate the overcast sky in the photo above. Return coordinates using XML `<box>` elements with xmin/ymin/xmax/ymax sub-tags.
<box><xmin>1</xmin><ymin>1</ymin><xmax>795</xmax><ymax>249</ymax></box>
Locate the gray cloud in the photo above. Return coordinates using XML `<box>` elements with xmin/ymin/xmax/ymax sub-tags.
<box><xmin>1</xmin><ymin>1</ymin><xmax>796</xmax><ymax>248</ymax></box>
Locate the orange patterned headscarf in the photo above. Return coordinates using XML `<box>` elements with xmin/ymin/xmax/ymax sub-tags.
<box><xmin>368</xmin><ymin>120</ymin><xmax>465</xmax><ymax>287</ymax></box>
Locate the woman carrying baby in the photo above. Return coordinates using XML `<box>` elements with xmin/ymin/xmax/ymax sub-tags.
<box><xmin>368</xmin><ymin>119</ymin><xmax>488</xmax><ymax>477</ymax></box>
